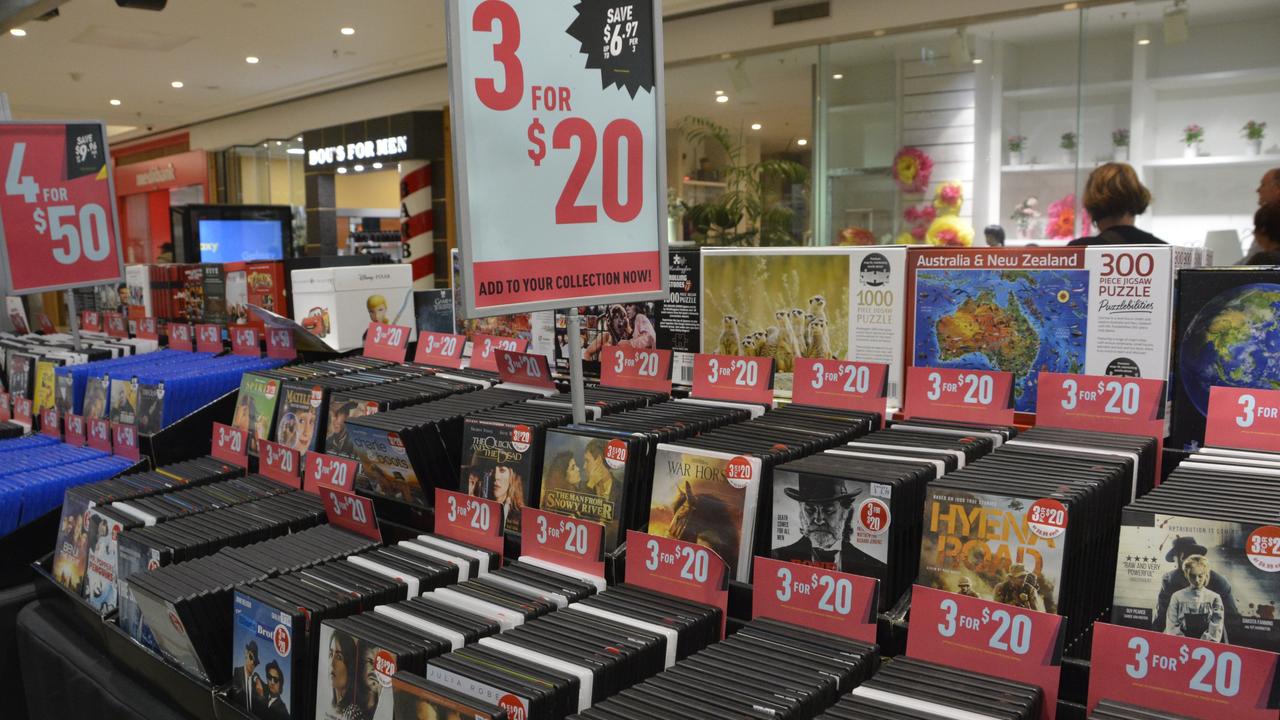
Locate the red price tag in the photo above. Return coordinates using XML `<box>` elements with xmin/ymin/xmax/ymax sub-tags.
<box><xmin>904</xmin><ymin>366</ymin><xmax>1015</xmax><ymax>425</ymax></box>
<box><xmin>168</xmin><ymin>323</ymin><xmax>193</xmax><ymax>351</ymax></box>
<box><xmin>625</xmin><ymin>530</ymin><xmax>729</xmax><ymax>639</ymax></box>
<box><xmin>230</xmin><ymin>326</ymin><xmax>260</xmax><ymax>356</ymax></box>
<box><xmin>0</xmin><ymin>393</ymin><xmax>8</xmax><ymax>422</ymax></box>
<box><xmin>36</xmin><ymin>313</ymin><xmax>54</xmax><ymax>334</ymax></box>
<box><xmin>194</xmin><ymin>323</ymin><xmax>222</xmax><ymax>353</ymax></box>
<box><xmin>520</xmin><ymin>507</ymin><xmax>604</xmax><ymax>578</ymax></box>
<box><xmin>434</xmin><ymin>488</ymin><xmax>504</xmax><ymax>559</ymax></box>
<box><xmin>414</xmin><ymin>331</ymin><xmax>466</xmax><ymax>369</ymax></box>
<box><xmin>495</xmin><ymin>349</ymin><xmax>555</xmax><ymax>390</ymax></box>
<box><xmin>752</xmin><ymin>557</ymin><xmax>879</xmax><ymax>644</ymax></box>
<box><xmin>0</xmin><ymin>123</ymin><xmax>124</xmax><ymax>294</ymax></box>
<box><xmin>266</xmin><ymin>327</ymin><xmax>297</xmax><ymax>360</ymax></box>
<box><xmin>81</xmin><ymin>310</ymin><xmax>101</xmax><ymax>333</ymax></box>
<box><xmin>87</xmin><ymin>417</ymin><xmax>111</xmax><ymax>452</ymax></box>
<box><xmin>64</xmin><ymin>413</ymin><xmax>85</xmax><ymax>446</ymax></box>
<box><xmin>211</xmin><ymin>422</ymin><xmax>248</xmax><ymax>466</ymax></box>
<box><xmin>469</xmin><ymin>334</ymin><xmax>528</xmax><ymax>372</ymax></box>
<box><xmin>908</xmin><ymin>585</ymin><xmax>1065</xmax><ymax>720</ymax></box>
<box><xmin>792</xmin><ymin>359</ymin><xmax>889</xmax><ymax>422</ymax></box>
<box><xmin>1206</xmin><ymin>386</ymin><xmax>1280</xmax><ymax>453</ymax></box>
<box><xmin>104</xmin><ymin>311</ymin><xmax>127</xmax><ymax>337</ymax></box>
<box><xmin>39</xmin><ymin>406</ymin><xmax>60</xmax><ymax>438</ymax></box>
<box><xmin>259</xmin><ymin>440</ymin><xmax>301</xmax><ymax>489</ymax></box>
<box><xmin>112</xmin><ymin>422</ymin><xmax>140</xmax><ymax>461</ymax></box>
<box><xmin>303</xmin><ymin>451</ymin><xmax>359</xmax><ymax>495</ymax></box>
<box><xmin>1088</xmin><ymin>623</ymin><xmax>1280</xmax><ymax>719</ymax></box>
<box><xmin>320</xmin><ymin>485</ymin><xmax>382</xmax><ymax>542</ymax></box>
<box><xmin>363</xmin><ymin>322</ymin><xmax>411</xmax><ymax>362</ymax></box>
<box><xmin>1037</xmin><ymin>373</ymin><xmax>1165</xmax><ymax>434</ymax></box>
<box><xmin>135</xmin><ymin>317</ymin><xmax>158</xmax><ymax>340</ymax></box>
<box><xmin>12</xmin><ymin>397</ymin><xmax>32</xmax><ymax>429</ymax></box>
<box><xmin>8</xmin><ymin>310</ymin><xmax>28</xmax><ymax>335</ymax></box>
<box><xmin>691</xmin><ymin>353</ymin><xmax>774</xmax><ymax>406</ymax></box>
<box><xmin>601</xmin><ymin>347</ymin><xmax>672</xmax><ymax>394</ymax></box>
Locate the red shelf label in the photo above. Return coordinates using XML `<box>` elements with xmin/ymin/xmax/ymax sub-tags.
<box><xmin>230</xmin><ymin>326</ymin><xmax>260</xmax><ymax>356</ymax></box>
<box><xmin>36</xmin><ymin>313</ymin><xmax>54</xmax><ymax>334</ymax></box>
<box><xmin>104</xmin><ymin>311</ymin><xmax>127</xmax><ymax>338</ymax></box>
<box><xmin>1037</xmin><ymin>372</ymin><xmax>1165</xmax><ymax>435</ymax></box>
<box><xmin>904</xmin><ymin>366</ymin><xmax>1015</xmax><ymax>425</ymax></box>
<box><xmin>320</xmin><ymin>485</ymin><xmax>381</xmax><ymax>542</ymax></box>
<box><xmin>520</xmin><ymin>507</ymin><xmax>605</xmax><ymax>578</ymax></box>
<box><xmin>752</xmin><ymin>557</ymin><xmax>879</xmax><ymax>644</ymax></box>
<box><xmin>112</xmin><ymin>422</ymin><xmax>140</xmax><ymax>461</ymax></box>
<box><xmin>87</xmin><ymin>417</ymin><xmax>111</xmax><ymax>452</ymax></box>
<box><xmin>601</xmin><ymin>347</ymin><xmax>672</xmax><ymax>394</ymax></box>
<box><xmin>414</xmin><ymin>331</ymin><xmax>466</xmax><ymax>368</ymax></box>
<box><xmin>434</xmin><ymin>488</ymin><xmax>504</xmax><ymax>560</ymax></box>
<box><xmin>12</xmin><ymin>397</ymin><xmax>32</xmax><ymax>429</ymax></box>
<box><xmin>691</xmin><ymin>353</ymin><xmax>774</xmax><ymax>406</ymax></box>
<box><xmin>363</xmin><ymin>322</ymin><xmax>411</xmax><ymax>362</ymax></box>
<box><xmin>81</xmin><ymin>311</ymin><xmax>101</xmax><ymax>333</ymax></box>
<box><xmin>626</xmin><ymin>530</ymin><xmax>729</xmax><ymax>639</ymax></box>
<box><xmin>194</xmin><ymin>323</ymin><xmax>222</xmax><ymax>353</ymax></box>
<box><xmin>495</xmin><ymin>349</ymin><xmax>555</xmax><ymax>390</ymax></box>
<box><xmin>64</xmin><ymin>413</ymin><xmax>85</xmax><ymax>446</ymax></box>
<box><xmin>469</xmin><ymin>334</ymin><xmax>528</xmax><ymax>372</ymax></box>
<box><xmin>260</xmin><ymin>440</ymin><xmax>301</xmax><ymax>489</ymax></box>
<box><xmin>211</xmin><ymin>422</ymin><xmax>248</xmax><ymax>466</ymax></box>
<box><xmin>1088</xmin><ymin>623</ymin><xmax>1280</xmax><ymax>719</ymax></box>
<box><xmin>168</xmin><ymin>323</ymin><xmax>193</xmax><ymax>352</ymax></box>
<box><xmin>792</xmin><ymin>359</ymin><xmax>889</xmax><ymax>422</ymax></box>
<box><xmin>135</xmin><ymin>317</ymin><xmax>158</xmax><ymax>340</ymax></box>
<box><xmin>907</xmin><ymin>585</ymin><xmax>1065</xmax><ymax>720</ymax></box>
<box><xmin>1206</xmin><ymin>386</ymin><xmax>1280</xmax><ymax>453</ymax></box>
<box><xmin>266</xmin><ymin>327</ymin><xmax>296</xmax><ymax>360</ymax></box>
<box><xmin>39</xmin><ymin>406</ymin><xmax>60</xmax><ymax>438</ymax></box>
<box><xmin>303</xmin><ymin>451</ymin><xmax>358</xmax><ymax>495</ymax></box>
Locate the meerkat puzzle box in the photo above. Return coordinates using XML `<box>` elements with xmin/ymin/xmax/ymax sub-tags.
<box><xmin>290</xmin><ymin>264</ymin><xmax>415</xmax><ymax>352</ymax></box>
<box><xmin>700</xmin><ymin>247</ymin><xmax>907</xmax><ymax>404</ymax></box>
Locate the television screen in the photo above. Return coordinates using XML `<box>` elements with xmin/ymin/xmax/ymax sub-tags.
<box><xmin>196</xmin><ymin>219</ymin><xmax>285</xmax><ymax>262</ymax></box>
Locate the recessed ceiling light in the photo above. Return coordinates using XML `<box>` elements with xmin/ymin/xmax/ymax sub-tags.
<box><xmin>1137</xmin><ymin>38</ymin><xmax>1151</xmax><ymax>45</ymax></box>
<box><xmin>9</xmin><ymin>28</ymin><xmax>26</xmax><ymax>37</ymax></box>
<box><xmin>716</xmin><ymin>95</ymin><xmax>729</xmax><ymax>103</ymax></box>
<box><xmin>832</xmin><ymin>73</ymin><xmax>844</xmax><ymax>80</ymax></box>
<box><xmin>750</xmin><ymin>123</ymin><xmax>762</xmax><ymax>131</ymax></box>
<box><xmin>972</xmin><ymin>57</ymin><xmax>984</xmax><ymax>64</ymax></box>
<box><xmin>109</xmin><ymin>99</ymin><xmax>122</xmax><ymax>106</ymax></box>
<box><xmin>274</xmin><ymin>141</ymin><xmax>281</xmax><ymax>146</ymax></box>
<box><xmin>353</xmin><ymin>164</ymin><xmax>364</xmax><ymax>172</ymax></box>
<box><xmin>372</xmin><ymin>162</ymin><xmax>383</xmax><ymax>169</ymax></box>
<box><xmin>336</xmin><ymin>167</ymin><xmax>348</xmax><ymax>174</ymax></box>
<box><xmin>286</xmin><ymin>148</ymin><xmax>305</xmax><ymax>155</ymax></box>
<box><xmin>719</xmin><ymin>53</ymin><xmax>731</xmax><ymax>59</ymax></box>
<box><xmin>171</xmin><ymin>81</ymin><xmax>184</xmax><ymax>88</ymax></box>
<box><xmin>340</xmin><ymin>27</ymin><xmax>355</xmax><ymax>35</ymax></box>
<box><xmin>714</xmin><ymin>90</ymin><xmax>724</xmax><ymax>96</ymax></box>
<box><xmin>797</xmin><ymin>138</ymin><xmax>809</xmax><ymax>146</ymax></box>
<box><xmin>1062</xmin><ymin>2</ymin><xmax>1079</xmax><ymax>9</ymax></box>
<box><xmin>245</xmin><ymin>56</ymin><xmax>259</xmax><ymax>64</ymax></box>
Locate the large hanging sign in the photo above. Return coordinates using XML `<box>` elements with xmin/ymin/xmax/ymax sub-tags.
<box><xmin>447</xmin><ymin>0</ymin><xmax>668</xmax><ymax>317</ymax></box>
<box><xmin>0</xmin><ymin>122</ymin><xmax>124</xmax><ymax>294</ymax></box>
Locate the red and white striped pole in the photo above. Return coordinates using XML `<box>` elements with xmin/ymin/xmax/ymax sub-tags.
<box><xmin>399</xmin><ymin>160</ymin><xmax>434</xmax><ymax>289</ymax></box>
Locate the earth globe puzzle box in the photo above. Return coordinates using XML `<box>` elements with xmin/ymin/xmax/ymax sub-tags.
<box><xmin>906</xmin><ymin>246</ymin><xmax>1194</xmax><ymax>415</ymax></box>
<box><xmin>1170</xmin><ymin>267</ymin><xmax>1280</xmax><ymax>451</ymax></box>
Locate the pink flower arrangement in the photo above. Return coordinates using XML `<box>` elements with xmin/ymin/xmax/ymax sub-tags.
<box><xmin>1045</xmin><ymin>194</ymin><xmax>1091</xmax><ymax>240</ymax></box>
<box><xmin>892</xmin><ymin>146</ymin><xmax>934</xmax><ymax>193</ymax></box>
<box><xmin>933</xmin><ymin>181</ymin><xmax>964</xmax><ymax>215</ymax></box>
<box><xmin>902</xmin><ymin>204</ymin><xmax>936</xmax><ymax>241</ymax></box>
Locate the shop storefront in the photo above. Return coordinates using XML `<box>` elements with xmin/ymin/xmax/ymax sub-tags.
<box><xmin>113</xmin><ymin>148</ymin><xmax>211</xmax><ymax>264</ymax></box>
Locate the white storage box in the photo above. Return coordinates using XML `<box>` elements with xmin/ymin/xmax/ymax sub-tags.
<box><xmin>290</xmin><ymin>264</ymin><xmax>416</xmax><ymax>351</ymax></box>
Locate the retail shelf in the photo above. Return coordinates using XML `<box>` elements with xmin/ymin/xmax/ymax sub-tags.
<box><xmin>828</xmin><ymin>100</ymin><xmax>895</xmax><ymax>114</ymax></box>
<box><xmin>681</xmin><ymin>179</ymin><xmax>728</xmax><ymax>188</ymax></box>
<box><xmin>1002</xmin><ymin>80</ymin><xmax>1131</xmax><ymax>101</ymax></box>
<box><xmin>1001</xmin><ymin>163</ymin><xmax>1080</xmax><ymax>173</ymax></box>
<box><xmin>1143</xmin><ymin>154</ymin><xmax>1278</xmax><ymax>169</ymax></box>
<box><xmin>828</xmin><ymin>165</ymin><xmax>892</xmax><ymax>178</ymax></box>
<box><xmin>1148</xmin><ymin>67</ymin><xmax>1280</xmax><ymax>92</ymax></box>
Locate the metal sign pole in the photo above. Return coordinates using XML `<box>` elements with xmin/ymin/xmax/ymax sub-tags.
<box><xmin>566</xmin><ymin>307</ymin><xmax>586</xmax><ymax>424</ymax></box>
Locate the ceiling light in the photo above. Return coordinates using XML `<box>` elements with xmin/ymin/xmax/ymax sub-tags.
<box><xmin>832</xmin><ymin>73</ymin><xmax>844</xmax><ymax>80</ymax></box>
<box><xmin>109</xmin><ymin>99</ymin><xmax>121</xmax><ymax>106</ymax></box>
<box><xmin>1136</xmin><ymin>24</ymin><xmax>1151</xmax><ymax>45</ymax></box>
<box><xmin>719</xmin><ymin>53</ymin><xmax>731</xmax><ymax>59</ymax></box>
<box><xmin>1063</xmin><ymin>2</ymin><xmax>1079</xmax><ymax>10</ymax></box>
<box><xmin>797</xmin><ymin>138</ymin><xmax>808</xmax><ymax>146</ymax></box>
<box><xmin>286</xmin><ymin>148</ymin><xmax>305</xmax><ymax>155</ymax></box>
<box><xmin>245</xmin><ymin>56</ymin><xmax>259</xmax><ymax>64</ymax></box>
<box><xmin>340</xmin><ymin>27</ymin><xmax>355</xmax><ymax>35</ymax></box>
<box><xmin>9</xmin><ymin>28</ymin><xmax>26</xmax><ymax>37</ymax></box>
<box><xmin>336</xmin><ymin>167</ymin><xmax>348</xmax><ymax>174</ymax></box>
<box><xmin>750</xmin><ymin>123</ymin><xmax>762</xmax><ymax>131</ymax></box>
<box><xmin>972</xmin><ymin>57</ymin><xmax>984</xmax><ymax>64</ymax></box>
<box><xmin>171</xmin><ymin>81</ymin><xmax>184</xmax><ymax>88</ymax></box>
<box><xmin>296</xmin><ymin>136</ymin><xmax>303</xmax><ymax>141</ymax></box>
<box><xmin>274</xmin><ymin>141</ymin><xmax>281</xmax><ymax>146</ymax></box>
<box><xmin>715</xmin><ymin>95</ymin><xmax>729</xmax><ymax>103</ymax></box>
<box><xmin>353</xmin><ymin>164</ymin><xmax>364</xmax><ymax>172</ymax></box>
<box><xmin>372</xmin><ymin>162</ymin><xmax>383</xmax><ymax>169</ymax></box>
<box><xmin>714</xmin><ymin>90</ymin><xmax>724</xmax><ymax>96</ymax></box>
<box><xmin>1164</xmin><ymin>1</ymin><xmax>1189</xmax><ymax>45</ymax></box>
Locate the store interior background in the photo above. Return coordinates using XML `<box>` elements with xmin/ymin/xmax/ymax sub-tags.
<box><xmin>0</xmin><ymin>0</ymin><xmax>1277</xmax><ymax>278</ymax></box>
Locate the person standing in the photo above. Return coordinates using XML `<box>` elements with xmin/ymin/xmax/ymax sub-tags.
<box><xmin>1244</xmin><ymin>203</ymin><xmax>1280</xmax><ymax>264</ymax></box>
<box><xmin>1069</xmin><ymin>163</ymin><xmax>1166</xmax><ymax>246</ymax></box>
<box><xmin>1258</xmin><ymin>167</ymin><xmax>1280</xmax><ymax>208</ymax></box>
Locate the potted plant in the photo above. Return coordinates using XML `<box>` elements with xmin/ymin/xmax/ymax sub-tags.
<box><xmin>1060</xmin><ymin>132</ymin><xmax>1077</xmax><ymax>165</ymax></box>
<box><xmin>1111</xmin><ymin>128</ymin><xmax>1130</xmax><ymax>162</ymax></box>
<box><xmin>1242</xmin><ymin>121</ymin><xmax>1266</xmax><ymax>156</ymax></box>
<box><xmin>681</xmin><ymin>117</ymin><xmax>808</xmax><ymax>246</ymax></box>
<box><xmin>667</xmin><ymin>188</ymin><xmax>688</xmax><ymax>243</ymax></box>
<box><xmin>1007</xmin><ymin>135</ymin><xmax>1027</xmax><ymax>166</ymax></box>
<box><xmin>1183</xmin><ymin>124</ymin><xmax>1204</xmax><ymax>159</ymax></box>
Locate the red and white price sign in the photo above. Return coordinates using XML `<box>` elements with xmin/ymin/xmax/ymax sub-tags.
<box><xmin>12</xmin><ymin>396</ymin><xmax>32</xmax><ymax>429</ymax></box>
<box><xmin>691</xmin><ymin>353</ymin><xmax>774</xmax><ymax>406</ymax></box>
<box><xmin>1037</xmin><ymin>373</ymin><xmax>1164</xmax><ymax>434</ymax></box>
<box><xmin>104</xmin><ymin>311</ymin><xmax>127</xmax><ymax>338</ymax></box>
<box><xmin>259</xmin><ymin>440</ymin><xmax>301</xmax><ymax>489</ymax></box>
<box><xmin>39</xmin><ymin>406</ymin><xmax>59</xmax><ymax>438</ymax></box>
<box><xmin>230</xmin><ymin>326</ymin><xmax>260</xmax><ymax>356</ymax></box>
<box><xmin>495</xmin><ymin>349</ymin><xmax>555</xmax><ymax>390</ymax></box>
<box><xmin>195</xmin><ymin>323</ymin><xmax>222</xmax><ymax>353</ymax></box>
<box><xmin>792</xmin><ymin>359</ymin><xmax>889</xmax><ymax>423</ymax></box>
<box><xmin>414</xmin><ymin>331</ymin><xmax>466</xmax><ymax>368</ymax></box>
<box><xmin>469</xmin><ymin>334</ymin><xmax>528</xmax><ymax>372</ymax></box>
<box><xmin>36</xmin><ymin>313</ymin><xmax>55</xmax><ymax>334</ymax></box>
<box><xmin>904</xmin><ymin>366</ymin><xmax>1015</xmax><ymax>425</ymax></box>
<box><xmin>0</xmin><ymin>393</ymin><xmax>8</xmax><ymax>422</ymax></box>
<box><xmin>0</xmin><ymin>123</ymin><xmax>124</xmax><ymax>294</ymax></box>
<box><xmin>752</xmin><ymin>557</ymin><xmax>879</xmax><ymax>644</ymax></box>
<box><xmin>112</xmin><ymin>421</ymin><xmax>140</xmax><ymax>461</ymax></box>
<box><xmin>266</xmin><ymin>327</ymin><xmax>296</xmax><ymax>360</ymax></box>
<box><xmin>211</xmin><ymin>422</ymin><xmax>248</xmax><ymax>466</ymax></box>
<box><xmin>1088</xmin><ymin>623</ymin><xmax>1280</xmax><ymax>719</ymax></box>
<box><xmin>320</xmin><ymin>485</ymin><xmax>382</xmax><ymax>542</ymax></box>
<box><xmin>168</xmin><ymin>323</ymin><xmax>193</xmax><ymax>351</ymax></box>
<box><xmin>601</xmin><ymin>347</ymin><xmax>671</xmax><ymax>394</ymax></box>
<box><xmin>1206</xmin><ymin>386</ymin><xmax>1280</xmax><ymax>453</ymax></box>
<box><xmin>446</xmin><ymin>0</ymin><xmax>666</xmax><ymax>316</ymax></box>
<box><xmin>626</xmin><ymin>530</ymin><xmax>729</xmax><ymax>639</ymax></box>
<box><xmin>363</xmin><ymin>322</ymin><xmax>411</xmax><ymax>362</ymax></box>
<box><xmin>80</xmin><ymin>310</ymin><xmax>101</xmax><ymax>333</ymax></box>
<box><xmin>303</xmin><ymin>451</ymin><xmax>359</xmax><ymax>495</ymax></box>
<box><xmin>87</xmin><ymin>417</ymin><xmax>111</xmax><ymax>452</ymax></box>
<box><xmin>520</xmin><ymin>507</ymin><xmax>604</xmax><ymax>578</ymax></box>
<box><xmin>135</xmin><ymin>317</ymin><xmax>158</xmax><ymax>340</ymax></box>
<box><xmin>908</xmin><ymin>585</ymin><xmax>1065</xmax><ymax>720</ymax></box>
<box><xmin>64</xmin><ymin>413</ymin><xmax>85</xmax><ymax>446</ymax></box>
<box><xmin>434</xmin><ymin>488</ymin><xmax>505</xmax><ymax>559</ymax></box>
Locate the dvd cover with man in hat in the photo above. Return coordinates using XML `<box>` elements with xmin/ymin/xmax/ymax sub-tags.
<box><xmin>771</xmin><ymin>468</ymin><xmax>889</xmax><ymax>579</ymax></box>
